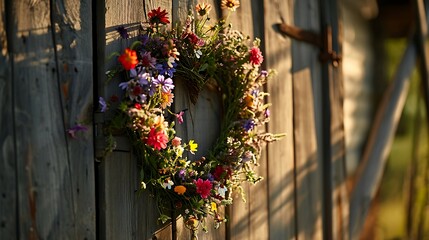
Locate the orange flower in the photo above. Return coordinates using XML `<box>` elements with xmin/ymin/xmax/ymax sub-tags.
<box><xmin>174</xmin><ymin>185</ymin><xmax>186</xmax><ymax>195</ymax></box>
<box><xmin>221</xmin><ymin>0</ymin><xmax>240</xmax><ymax>11</ymax></box>
<box><xmin>118</xmin><ymin>48</ymin><xmax>138</xmax><ymax>70</ymax></box>
<box><xmin>244</xmin><ymin>94</ymin><xmax>254</xmax><ymax>108</ymax></box>
<box><xmin>160</xmin><ymin>90</ymin><xmax>174</xmax><ymax>109</ymax></box>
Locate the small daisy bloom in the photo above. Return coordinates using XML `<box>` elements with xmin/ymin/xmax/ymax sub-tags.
<box><xmin>221</xmin><ymin>0</ymin><xmax>240</xmax><ymax>11</ymax></box>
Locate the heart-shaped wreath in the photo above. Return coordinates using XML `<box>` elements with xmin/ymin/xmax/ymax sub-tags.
<box><xmin>101</xmin><ymin>1</ymin><xmax>282</xmax><ymax>234</ymax></box>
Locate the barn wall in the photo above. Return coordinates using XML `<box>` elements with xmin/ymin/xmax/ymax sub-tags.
<box><xmin>0</xmin><ymin>0</ymin><xmax>371</xmax><ymax>239</ymax></box>
<box><xmin>341</xmin><ymin>1</ymin><xmax>375</xmax><ymax>175</ymax></box>
<box><xmin>0</xmin><ymin>0</ymin><xmax>96</xmax><ymax>239</ymax></box>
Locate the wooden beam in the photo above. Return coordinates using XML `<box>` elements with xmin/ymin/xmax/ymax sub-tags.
<box><xmin>349</xmin><ymin>40</ymin><xmax>417</xmax><ymax>239</ymax></box>
<box><xmin>0</xmin><ymin>0</ymin><xmax>18</xmax><ymax>237</ymax></box>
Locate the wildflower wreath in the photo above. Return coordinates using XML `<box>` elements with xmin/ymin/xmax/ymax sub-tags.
<box><xmin>101</xmin><ymin>0</ymin><xmax>281</xmax><ymax>234</ymax></box>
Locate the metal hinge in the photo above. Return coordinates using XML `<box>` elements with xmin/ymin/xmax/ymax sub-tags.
<box><xmin>277</xmin><ymin>23</ymin><xmax>341</xmax><ymax>67</ymax></box>
<box><xmin>94</xmin><ymin>111</ymin><xmax>105</xmax><ymax>162</ymax></box>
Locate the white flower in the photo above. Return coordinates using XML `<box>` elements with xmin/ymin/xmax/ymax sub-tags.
<box><xmin>217</xmin><ymin>186</ymin><xmax>228</xmax><ymax>198</ymax></box>
<box><xmin>162</xmin><ymin>179</ymin><xmax>174</xmax><ymax>189</ymax></box>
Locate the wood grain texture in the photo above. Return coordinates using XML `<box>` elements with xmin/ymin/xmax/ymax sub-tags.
<box><xmin>228</xmin><ymin>1</ymin><xmax>270</xmax><ymax>240</ymax></box>
<box><xmin>292</xmin><ymin>69</ymin><xmax>323</xmax><ymax>240</ymax></box>
<box><xmin>264</xmin><ymin>0</ymin><xmax>296</xmax><ymax>239</ymax></box>
<box><xmin>5</xmin><ymin>0</ymin><xmax>96</xmax><ymax>239</ymax></box>
<box><xmin>98</xmin><ymin>150</ymin><xmax>161</xmax><ymax>240</ymax></box>
<box><xmin>291</xmin><ymin>0</ymin><xmax>324</xmax><ymax>239</ymax></box>
<box><xmin>329</xmin><ymin>7</ymin><xmax>349</xmax><ymax>240</ymax></box>
<box><xmin>0</xmin><ymin>1</ymin><xmax>18</xmax><ymax>238</ymax></box>
<box><xmin>100</xmin><ymin>0</ymin><xmax>160</xmax><ymax>239</ymax></box>
<box><xmin>51</xmin><ymin>0</ymin><xmax>96</xmax><ymax>238</ymax></box>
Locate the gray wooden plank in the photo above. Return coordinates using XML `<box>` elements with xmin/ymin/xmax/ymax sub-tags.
<box><xmin>0</xmin><ymin>1</ymin><xmax>18</xmax><ymax>238</ymax></box>
<box><xmin>263</xmin><ymin>0</ymin><xmax>296</xmax><ymax>239</ymax></box>
<box><xmin>51</xmin><ymin>0</ymin><xmax>96</xmax><ymax>238</ymax></box>
<box><xmin>10</xmin><ymin>0</ymin><xmax>78</xmax><ymax>238</ymax></box>
<box><xmin>98</xmin><ymin>149</ymin><xmax>161</xmax><ymax>240</ymax></box>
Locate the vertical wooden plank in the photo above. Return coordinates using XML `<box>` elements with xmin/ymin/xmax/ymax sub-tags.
<box><xmin>0</xmin><ymin>0</ymin><xmax>17</xmax><ymax>238</ymax></box>
<box><xmin>264</xmin><ymin>0</ymin><xmax>296</xmax><ymax>239</ymax></box>
<box><xmin>290</xmin><ymin>0</ymin><xmax>324</xmax><ymax>239</ymax></box>
<box><xmin>228</xmin><ymin>1</ymin><xmax>270</xmax><ymax>240</ymax></box>
<box><xmin>292</xmin><ymin>69</ymin><xmax>323</xmax><ymax>240</ymax></box>
<box><xmin>330</xmin><ymin>21</ymin><xmax>349</xmax><ymax>240</ymax></box>
<box><xmin>7</xmin><ymin>0</ymin><xmax>94</xmax><ymax>238</ymax></box>
<box><xmin>101</xmin><ymin>1</ymin><xmax>174</xmax><ymax>239</ymax></box>
<box><xmin>51</xmin><ymin>0</ymin><xmax>96</xmax><ymax>238</ymax></box>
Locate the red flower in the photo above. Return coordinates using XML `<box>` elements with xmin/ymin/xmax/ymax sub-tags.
<box><xmin>148</xmin><ymin>7</ymin><xmax>170</xmax><ymax>25</ymax></box>
<box><xmin>249</xmin><ymin>47</ymin><xmax>264</xmax><ymax>66</ymax></box>
<box><xmin>146</xmin><ymin>128</ymin><xmax>168</xmax><ymax>150</ymax></box>
<box><xmin>195</xmin><ymin>178</ymin><xmax>212</xmax><ymax>199</ymax></box>
<box><xmin>213</xmin><ymin>165</ymin><xmax>232</xmax><ymax>181</ymax></box>
<box><xmin>134</xmin><ymin>103</ymin><xmax>142</xmax><ymax>109</ymax></box>
<box><xmin>119</xmin><ymin>48</ymin><xmax>138</xmax><ymax>70</ymax></box>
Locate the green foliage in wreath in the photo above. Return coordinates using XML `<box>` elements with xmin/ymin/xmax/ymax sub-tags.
<box><xmin>100</xmin><ymin>1</ymin><xmax>282</xmax><ymax>233</ymax></box>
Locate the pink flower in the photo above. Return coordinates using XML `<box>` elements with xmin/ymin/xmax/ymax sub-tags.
<box><xmin>175</xmin><ymin>111</ymin><xmax>184</xmax><ymax>124</ymax></box>
<box><xmin>194</xmin><ymin>178</ymin><xmax>212</xmax><ymax>199</ymax></box>
<box><xmin>171</xmin><ymin>137</ymin><xmax>182</xmax><ymax>147</ymax></box>
<box><xmin>249</xmin><ymin>47</ymin><xmax>264</xmax><ymax>66</ymax></box>
<box><xmin>146</xmin><ymin>128</ymin><xmax>168</xmax><ymax>150</ymax></box>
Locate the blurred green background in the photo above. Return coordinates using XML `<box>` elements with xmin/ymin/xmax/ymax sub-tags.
<box><xmin>372</xmin><ymin>38</ymin><xmax>429</xmax><ymax>239</ymax></box>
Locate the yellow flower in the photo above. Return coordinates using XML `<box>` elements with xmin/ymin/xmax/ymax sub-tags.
<box><xmin>211</xmin><ymin>202</ymin><xmax>217</xmax><ymax>212</ymax></box>
<box><xmin>189</xmin><ymin>140</ymin><xmax>198</xmax><ymax>154</ymax></box>
<box><xmin>196</xmin><ymin>2</ymin><xmax>212</xmax><ymax>16</ymax></box>
<box><xmin>174</xmin><ymin>185</ymin><xmax>187</xmax><ymax>195</ymax></box>
<box><xmin>221</xmin><ymin>0</ymin><xmax>240</xmax><ymax>11</ymax></box>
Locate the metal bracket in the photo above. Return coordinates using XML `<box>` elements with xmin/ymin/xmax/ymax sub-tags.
<box><xmin>277</xmin><ymin>23</ymin><xmax>341</xmax><ymax>67</ymax></box>
<box><xmin>94</xmin><ymin>111</ymin><xmax>105</xmax><ymax>162</ymax></box>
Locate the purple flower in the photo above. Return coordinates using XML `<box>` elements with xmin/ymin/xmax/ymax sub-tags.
<box><xmin>67</xmin><ymin>124</ymin><xmax>88</xmax><ymax>139</ymax></box>
<box><xmin>178</xmin><ymin>169</ymin><xmax>186</xmax><ymax>181</ymax></box>
<box><xmin>241</xmin><ymin>151</ymin><xmax>254</xmax><ymax>163</ymax></box>
<box><xmin>243</xmin><ymin>119</ymin><xmax>255</xmax><ymax>131</ymax></box>
<box><xmin>140</xmin><ymin>51</ymin><xmax>157</xmax><ymax>68</ymax></box>
<box><xmin>130</xmin><ymin>69</ymin><xmax>149</xmax><ymax>85</ymax></box>
<box><xmin>115</xmin><ymin>26</ymin><xmax>129</xmax><ymax>39</ymax></box>
<box><xmin>119</xmin><ymin>81</ymin><xmax>129</xmax><ymax>90</ymax></box>
<box><xmin>261</xmin><ymin>70</ymin><xmax>268</xmax><ymax>77</ymax></box>
<box><xmin>251</xmin><ymin>89</ymin><xmax>259</xmax><ymax>97</ymax></box>
<box><xmin>156</xmin><ymin>62</ymin><xmax>177</xmax><ymax>77</ymax></box>
<box><xmin>99</xmin><ymin>97</ymin><xmax>107</xmax><ymax>112</ymax></box>
<box><xmin>138</xmin><ymin>34</ymin><xmax>149</xmax><ymax>45</ymax></box>
<box><xmin>207</xmin><ymin>173</ymin><xmax>215</xmax><ymax>182</ymax></box>
<box><xmin>153</xmin><ymin>75</ymin><xmax>174</xmax><ymax>93</ymax></box>
<box><xmin>264</xmin><ymin>109</ymin><xmax>270</xmax><ymax>118</ymax></box>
